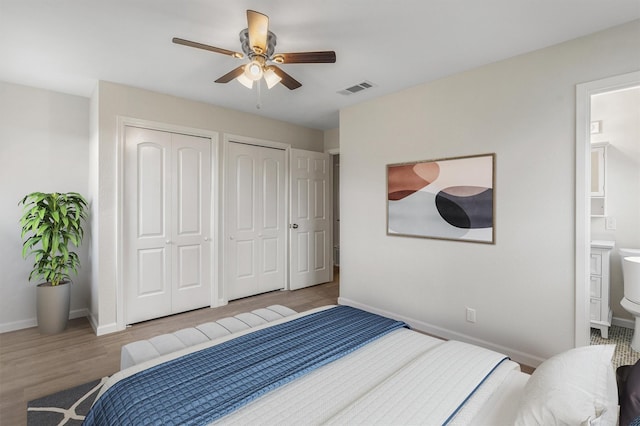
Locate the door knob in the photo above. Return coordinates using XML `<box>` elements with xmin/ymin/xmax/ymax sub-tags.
<box><xmin>291</xmin><ymin>224</ymin><xmax>299</xmax><ymax>229</ymax></box>
<box><xmin>229</xmin><ymin>236</ymin><xmax>235</xmax><ymax>240</ymax></box>
<box><xmin>166</xmin><ymin>240</ymin><xmax>172</xmax><ymax>244</ymax></box>
<box><xmin>204</xmin><ymin>237</ymin><xmax>210</xmax><ymax>241</ymax></box>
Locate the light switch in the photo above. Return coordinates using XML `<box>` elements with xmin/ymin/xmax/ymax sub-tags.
<box><xmin>466</xmin><ymin>307</ymin><xmax>476</xmax><ymax>323</ymax></box>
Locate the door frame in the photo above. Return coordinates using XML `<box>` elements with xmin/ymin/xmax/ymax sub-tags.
<box><xmin>574</xmin><ymin>71</ymin><xmax>640</xmax><ymax>347</ymax></box>
<box><xmin>327</xmin><ymin>148</ymin><xmax>340</xmax><ymax>268</ymax></box>
<box><xmin>221</xmin><ymin>134</ymin><xmax>291</xmax><ymax>303</ymax></box>
<box><xmin>116</xmin><ymin>117</ymin><xmax>220</xmax><ymax>332</ymax></box>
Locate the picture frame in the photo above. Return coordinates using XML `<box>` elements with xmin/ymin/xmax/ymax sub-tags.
<box><xmin>387</xmin><ymin>153</ymin><xmax>495</xmax><ymax>244</ymax></box>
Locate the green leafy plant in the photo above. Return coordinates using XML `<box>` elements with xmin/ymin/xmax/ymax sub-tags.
<box><xmin>19</xmin><ymin>192</ymin><xmax>88</xmax><ymax>286</ymax></box>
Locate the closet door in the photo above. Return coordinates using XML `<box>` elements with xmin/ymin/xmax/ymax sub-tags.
<box><xmin>225</xmin><ymin>142</ymin><xmax>286</xmax><ymax>300</ymax></box>
<box><xmin>124</xmin><ymin>127</ymin><xmax>211</xmax><ymax>324</ymax></box>
<box><xmin>124</xmin><ymin>127</ymin><xmax>172</xmax><ymax>323</ymax></box>
<box><xmin>171</xmin><ymin>133</ymin><xmax>212</xmax><ymax>313</ymax></box>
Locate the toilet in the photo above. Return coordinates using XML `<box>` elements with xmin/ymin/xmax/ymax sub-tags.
<box><xmin>620</xmin><ymin>248</ymin><xmax>640</xmax><ymax>352</ymax></box>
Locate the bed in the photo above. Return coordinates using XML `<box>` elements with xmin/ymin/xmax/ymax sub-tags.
<box><xmin>84</xmin><ymin>305</ymin><xmax>620</xmax><ymax>425</ymax></box>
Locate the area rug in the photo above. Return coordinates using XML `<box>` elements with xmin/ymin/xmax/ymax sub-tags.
<box><xmin>27</xmin><ymin>377</ymin><xmax>107</xmax><ymax>425</ymax></box>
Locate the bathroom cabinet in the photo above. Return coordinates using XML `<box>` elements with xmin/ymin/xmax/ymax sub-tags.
<box><xmin>590</xmin><ymin>240</ymin><xmax>615</xmax><ymax>338</ymax></box>
<box><xmin>590</xmin><ymin>142</ymin><xmax>609</xmax><ymax>217</ymax></box>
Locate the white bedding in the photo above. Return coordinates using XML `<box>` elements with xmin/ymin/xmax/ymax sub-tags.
<box><xmin>217</xmin><ymin>329</ymin><xmax>525</xmax><ymax>425</ymax></box>
<box><xmin>101</xmin><ymin>305</ymin><xmax>530</xmax><ymax>424</ymax></box>
<box><xmin>467</xmin><ymin>370</ymin><xmax>531</xmax><ymax>425</ymax></box>
<box><xmin>323</xmin><ymin>340</ymin><xmax>512</xmax><ymax>424</ymax></box>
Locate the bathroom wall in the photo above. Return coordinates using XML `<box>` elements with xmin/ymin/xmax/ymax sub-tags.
<box><xmin>591</xmin><ymin>86</ymin><xmax>640</xmax><ymax>323</ymax></box>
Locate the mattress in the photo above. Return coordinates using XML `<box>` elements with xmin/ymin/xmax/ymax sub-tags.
<box><xmin>89</xmin><ymin>305</ymin><xmax>530</xmax><ymax>425</ymax></box>
<box><xmin>218</xmin><ymin>329</ymin><xmax>524</xmax><ymax>425</ymax></box>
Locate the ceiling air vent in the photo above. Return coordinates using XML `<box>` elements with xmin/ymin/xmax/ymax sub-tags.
<box><xmin>338</xmin><ymin>80</ymin><xmax>376</xmax><ymax>96</ymax></box>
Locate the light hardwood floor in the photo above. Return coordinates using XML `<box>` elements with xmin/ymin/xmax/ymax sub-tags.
<box><xmin>0</xmin><ymin>270</ymin><xmax>534</xmax><ymax>425</ymax></box>
<box><xmin>0</xmin><ymin>276</ymin><xmax>339</xmax><ymax>425</ymax></box>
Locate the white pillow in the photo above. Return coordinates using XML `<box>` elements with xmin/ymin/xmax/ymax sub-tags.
<box><xmin>514</xmin><ymin>344</ymin><xmax>618</xmax><ymax>426</ymax></box>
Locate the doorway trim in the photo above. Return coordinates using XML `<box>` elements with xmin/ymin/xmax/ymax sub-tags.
<box><xmin>327</xmin><ymin>148</ymin><xmax>340</xmax><ymax>268</ymax></box>
<box><xmin>574</xmin><ymin>70</ymin><xmax>640</xmax><ymax>347</ymax></box>
<box><xmin>115</xmin><ymin>116</ymin><xmax>220</xmax><ymax>332</ymax></box>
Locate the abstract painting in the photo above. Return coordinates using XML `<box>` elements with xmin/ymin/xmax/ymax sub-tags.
<box><xmin>387</xmin><ymin>153</ymin><xmax>495</xmax><ymax>244</ymax></box>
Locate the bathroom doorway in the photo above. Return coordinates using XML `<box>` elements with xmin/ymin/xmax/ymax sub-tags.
<box><xmin>575</xmin><ymin>71</ymin><xmax>640</xmax><ymax>348</ymax></box>
<box><xmin>328</xmin><ymin>150</ymin><xmax>340</xmax><ymax>270</ymax></box>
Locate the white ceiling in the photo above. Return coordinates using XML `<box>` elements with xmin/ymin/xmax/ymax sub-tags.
<box><xmin>1</xmin><ymin>1</ymin><xmax>639</xmax><ymax>130</ymax></box>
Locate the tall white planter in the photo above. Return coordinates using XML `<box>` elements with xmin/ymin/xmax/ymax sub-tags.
<box><xmin>36</xmin><ymin>281</ymin><xmax>70</xmax><ymax>334</ymax></box>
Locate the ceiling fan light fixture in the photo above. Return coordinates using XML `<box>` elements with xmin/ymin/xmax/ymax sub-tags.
<box><xmin>236</xmin><ymin>73</ymin><xmax>254</xmax><ymax>89</ymax></box>
<box><xmin>263</xmin><ymin>67</ymin><xmax>282</xmax><ymax>89</ymax></box>
<box><xmin>174</xmin><ymin>10</ymin><xmax>335</xmax><ymax>92</ymax></box>
<box><xmin>244</xmin><ymin>60</ymin><xmax>264</xmax><ymax>81</ymax></box>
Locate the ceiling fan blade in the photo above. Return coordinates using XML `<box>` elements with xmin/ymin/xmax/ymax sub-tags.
<box><xmin>247</xmin><ymin>10</ymin><xmax>269</xmax><ymax>54</ymax></box>
<box><xmin>270</xmin><ymin>65</ymin><xmax>302</xmax><ymax>90</ymax></box>
<box><xmin>273</xmin><ymin>51</ymin><xmax>336</xmax><ymax>64</ymax></box>
<box><xmin>173</xmin><ymin>37</ymin><xmax>243</xmax><ymax>59</ymax></box>
<box><xmin>214</xmin><ymin>65</ymin><xmax>246</xmax><ymax>83</ymax></box>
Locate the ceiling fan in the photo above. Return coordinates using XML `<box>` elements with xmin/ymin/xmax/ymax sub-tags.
<box><xmin>173</xmin><ymin>9</ymin><xmax>336</xmax><ymax>90</ymax></box>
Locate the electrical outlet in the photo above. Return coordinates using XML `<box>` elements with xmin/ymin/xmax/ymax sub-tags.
<box><xmin>466</xmin><ymin>307</ymin><xmax>476</xmax><ymax>323</ymax></box>
<box><xmin>605</xmin><ymin>216</ymin><xmax>617</xmax><ymax>230</ymax></box>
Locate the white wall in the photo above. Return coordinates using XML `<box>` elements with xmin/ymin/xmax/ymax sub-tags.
<box><xmin>90</xmin><ymin>81</ymin><xmax>324</xmax><ymax>334</ymax></box>
<box><xmin>0</xmin><ymin>82</ymin><xmax>90</xmax><ymax>332</ymax></box>
<box><xmin>324</xmin><ymin>127</ymin><xmax>340</xmax><ymax>152</ymax></box>
<box><xmin>339</xmin><ymin>20</ymin><xmax>640</xmax><ymax>366</ymax></box>
<box><xmin>591</xmin><ymin>87</ymin><xmax>640</xmax><ymax>321</ymax></box>
<box><xmin>0</xmin><ymin>79</ymin><xmax>324</xmax><ymax>334</ymax></box>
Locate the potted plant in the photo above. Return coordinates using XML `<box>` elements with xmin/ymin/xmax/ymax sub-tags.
<box><xmin>19</xmin><ymin>192</ymin><xmax>88</xmax><ymax>334</ymax></box>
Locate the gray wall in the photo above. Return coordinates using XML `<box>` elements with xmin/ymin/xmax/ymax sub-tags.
<box><xmin>0</xmin><ymin>82</ymin><xmax>90</xmax><ymax>331</ymax></box>
<box><xmin>339</xmin><ymin>20</ymin><xmax>640</xmax><ymax>366</ymax></box>
<box><xmin>89</xmin><ymin>81</ymin><xmax>325</xmax><ymax>333</ymax></box>
<box><xmin>0</xmin><ymin>79</ymin><xmax>325</xmax><ymax>332</ymax></box>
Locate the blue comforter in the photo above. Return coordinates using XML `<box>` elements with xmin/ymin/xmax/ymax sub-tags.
<box><xmin>83</xmin><ymin>306</ymin><xmax>407</xmax><ymax>425</ymax></box>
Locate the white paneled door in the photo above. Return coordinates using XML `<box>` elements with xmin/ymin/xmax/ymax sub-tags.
<box><xmin>290</xmin><ymin>149</ymin><xmax>332</xmax><ymax>290</ymax></box>
<box><xmin>225</xmin><ymin>142</ymin><xmax>286</xmax><ymax>300</ymax></box>
<box><xmin>124</xmin><ymin>126</ymin><xmax>212</xmax><ymax>324</ymax></box>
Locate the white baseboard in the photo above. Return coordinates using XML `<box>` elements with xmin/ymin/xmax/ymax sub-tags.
<box><xmin>87</xmin><ymin>309</ymin><xmax>120</xmax><ymax>336</ymax></box>
<box><xmin>0</xmin><ymin>318</ymin><xmax>37</xmax><ymax>334</ymax></box>
<box><xmin>612</xmin><ymin>316</ymin><xmax>635</xmax><ymax>329</ymax></box>
<box><xmin>0</xmin><ymin>307</ymin><xmax>88</xmax><ymax>334</ymax></box>
<box><xmin>87</xmin><ymin>310</ymin><xmax>99</xmax><ymax>334</ymax></box>
<box><xmin>93</xmin><ymin>320</ymin><xmax>120</xmax><ymax>336</ymax></box>
<box><xmin>70</xmin><ymin>308</ymin><xmax>88</xmax><ymax>320</ymax></box>
<box><xmin>338</xmin><ymin>297</ymin><xmax>546</xmax><ymax>368</ymax></box>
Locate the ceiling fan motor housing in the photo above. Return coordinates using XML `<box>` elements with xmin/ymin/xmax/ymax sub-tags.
<box><xmin>240</xmin><ymin>29</ymin><xmax>276</xmax><ymax>59</ymax></box>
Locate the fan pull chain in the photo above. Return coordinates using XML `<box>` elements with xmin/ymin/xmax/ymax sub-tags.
<box><xmin>256</xmin><ymin>80</ymin><xmax>262</xmax><ymax>109</ymax></box>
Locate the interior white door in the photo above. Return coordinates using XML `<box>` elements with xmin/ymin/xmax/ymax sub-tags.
<box><xmin>124</xmin><ymin>126</ymin><xmax>211</xmax><ymax>324</ymax></box>
<box><xmin>124</xmin><ymin>127</ymin><xmax>172</xmax><ymax>323</ymax></box>
<box><xmin>225</xmin><ymin>142</ymin><xmax>286</xmax><ymax>300</ymax></box>
<box><xmin>170</xmin><ymin>133</ymin><xmax>212</xmax><ymax>313</ymax></box>
<box><xmin>289</xmin><ymin>149</ymin><xmax>332</xmax><ymax>290</ymax></box>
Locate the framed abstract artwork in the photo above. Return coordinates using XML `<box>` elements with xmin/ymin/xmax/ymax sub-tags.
<box><xmin>387</xmin><ymin>153</ymin><xmax>495</xmax><ymax>244</ymax></box>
